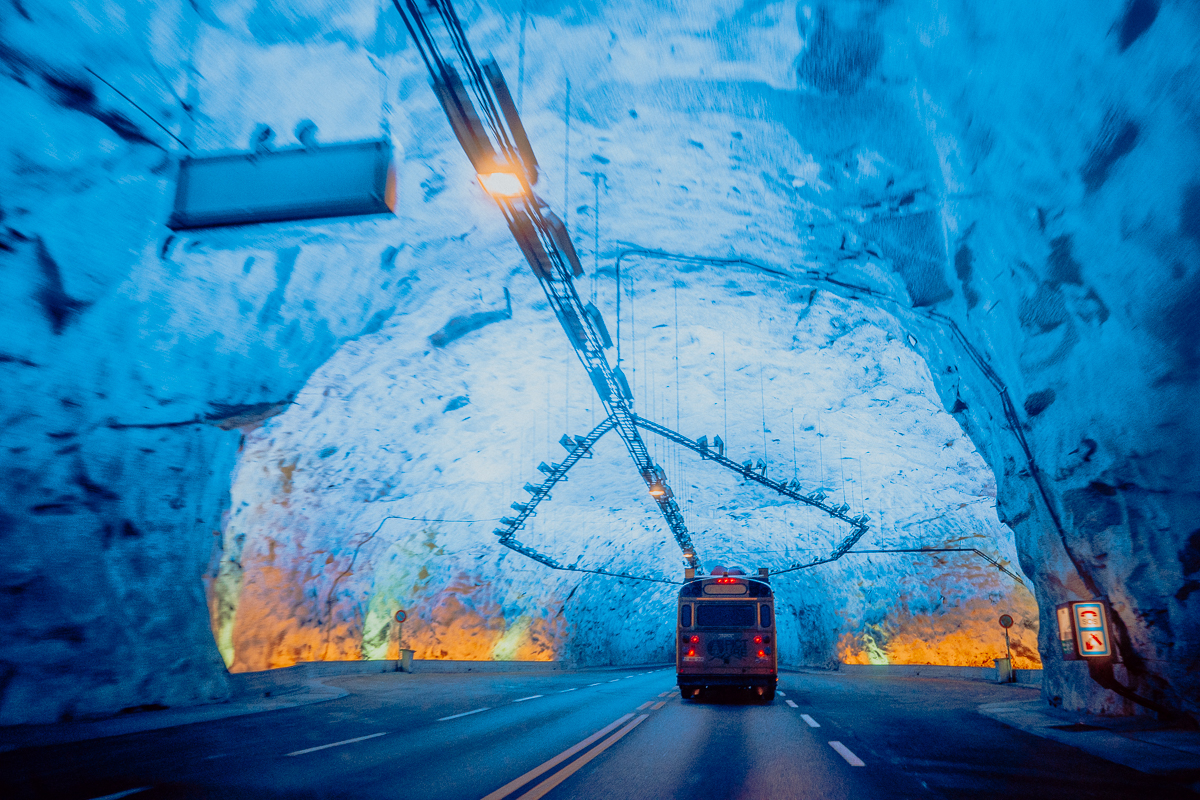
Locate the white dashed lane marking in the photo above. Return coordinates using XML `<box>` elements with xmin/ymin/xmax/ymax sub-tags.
<box><xmin>287</xmin><ymin>732</ymin><xmax>387</xmax><ymax>756</ymax></box>
<box><xmin>513</xmin><ymin>695</ymin><xmax>543</xmax><ymax>703</ymax></box>
<box><xmin>801</xmin><ymin>714</ymin><xmax>820</xmax><ymax>728</ymax></box>
<box><xmin>587</xmin><ymin>682</ymin><xmax>603</xmax><ymax>687</ymax></box>
<box><xmin>829</xmin><ymin>741</ymin><xmax>865</xmax><ymax>766</ymax></box>
<box><xmin>559</xmin><ymin>688</ymin><xmax>577</xmax><ymax>693</ymax></box>
<box><xmin>777</xmin><ymin>691</ymin><xmax>786</xmax><ymax>697</ymax></box>
<box><xmin>438</xmin><ymin>708</ymin><xmax>490</xmax><ymax>722</ymax></box>
<box><xmin>785</xmin><ymin>699</ymin><xmax>798</xmax><ymax>708</ymax></box>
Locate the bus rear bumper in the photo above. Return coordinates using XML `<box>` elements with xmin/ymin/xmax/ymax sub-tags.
<box><xmin>677</xmin><ymin>673</ymin><xmax>777</xmax><ymax>689</ymax></box>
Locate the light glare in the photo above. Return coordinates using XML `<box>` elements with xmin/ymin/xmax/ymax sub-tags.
<box><xmin>479</xmin><ymin>171</ymin><xmax>525</xmax><ymax>197</ymax></box>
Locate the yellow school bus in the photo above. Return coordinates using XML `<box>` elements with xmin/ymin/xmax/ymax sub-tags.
<box><xmin>677</xmin><ymin>567</ymin><xmax>776</xmax><ymax>702</ymax></box>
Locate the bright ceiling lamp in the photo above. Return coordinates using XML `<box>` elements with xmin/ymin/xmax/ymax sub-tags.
<box><xmin>478</xmin><ymin>169</ymin><xmax>525</xmax><ymax>197</ymax></box>
<box><xmin>648</xmin><ymin>480</ymin><xmax>666</xmax><ymax>497</ymax></box>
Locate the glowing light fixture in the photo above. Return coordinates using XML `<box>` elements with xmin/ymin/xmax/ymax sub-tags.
<box><xmin>478</xmin><ymin>170</ymin><xmax>525</xmax><ymax>197</ymax></box>
<box><xmin>648</xmin><ymin>480</ymin><xmax>666</xmax><ymax>497</ymax></box>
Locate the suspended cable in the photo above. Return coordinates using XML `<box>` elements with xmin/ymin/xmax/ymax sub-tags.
<box><xmin>517</xmin><ymin>0</ymin><xmax>527</xmax><ymax>112</ymax></box>
<box><xmin>791</xmin><ymin>408</ymin><xmax>798</xmax><ymax>481</ymax></box>
<box><xmin>760</xmin><ymin>364</ymin><xmax>767</xmax><ymax>463</ymax></box>
<box><xmin>674</xmin><ymin>283</ymin><xmax>681</xmax><ymax>437</ymax></box>
<box><xmin>840</xmin><ymin>443</ymin><xmax>846</xmax><ymax>507</ymax></box>
<box><xmin>722</xmin><ymin>332</ymin><xmax>727</xmax><ymax>447</ymax></box>
<box><xmin>563</xmin><ymin>75</ymin><xmax>570</xmax><ymax>233</ymax></box>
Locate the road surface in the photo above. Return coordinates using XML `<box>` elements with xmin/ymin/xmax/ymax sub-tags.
<box><xmin>2</xmin><ymin>667</ymin><xmax>1192</xmax><ymax>799</ymax></box>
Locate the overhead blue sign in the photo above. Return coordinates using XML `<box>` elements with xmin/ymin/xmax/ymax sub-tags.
<box><xmin>168</xmin><ymin>139</ymin><xmax>396</xmax><ymax>229</ymax></box>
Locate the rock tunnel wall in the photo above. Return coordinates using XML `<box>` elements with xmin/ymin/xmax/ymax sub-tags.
<box><xmin>1</xmin><ymin>0</ymin><xmax>1197</xmax><ymax>723</ymax></box>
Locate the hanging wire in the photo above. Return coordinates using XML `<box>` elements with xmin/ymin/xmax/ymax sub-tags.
<box><xmin>563</xmin><ymin>75</ymin><xmax>570</xmax><ymax>235</ymax></box>
<box><xmin>840</xmin><ymin>443</ymin><xmax>847</xmax><ymax>506</ymax></box>
<box><xmin>791</xmin><ymin>408</ymin><xmax>798</xmax><ymax>481</ymax></box>
<box><xmin>594</xmin><ymin>173</ymin><xmax>602</xmax><ymax>309</ymax></box>
<box><xmin>674</xmin><ymin>284</ymin><xmax>680</xmax><ymax>436</ymax></box>
<box><xmin>627</xmin><ymin>272</ymin><xmax>633</xmax><ymax>375</ymax></box>
<box><xmin>817</xmin><ymin>409</ymin><xmax>824</xmax><ymax>487</ymax></box>
<box><xmin>517</xmin><ymin>0</ymin><xmax>527</xmax><ymax>112</ymax></box>
<box><xmin>722</xmin><ymin>332</ymin><xmax>727</xmax><ymax>447</ymax></box>
<box><xmin>859</xmin><ymin>456</ymin><xmax>865</xmax><ymax>515</ymax></box>
<box><xmin>759</xmin><ymin>364</ymin><xmax>767</xmax><ymax>462</ymax></box>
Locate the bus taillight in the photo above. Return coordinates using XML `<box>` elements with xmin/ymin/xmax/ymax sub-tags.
<box><xmin>690</xmin><ymin>635</ymin><xmax>699</xmax><ymax>643</ymax></box>
<box><xmin>758</xmin><ymin>650</ymin><xmax>766</xmax><ymax>658</ymax></box>
<box><xmin>754</xmin><ymin>635</ymin><xmax>762</xmax><ymax>644</ymax></box>
<box><xmin>687</xmin><ymin>649</ymin><xmax>696</xmax><ymax>657</ymax></box>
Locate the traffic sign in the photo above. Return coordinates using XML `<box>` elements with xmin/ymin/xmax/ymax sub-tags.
<box><xmin>394</xmin><ymin>610</ymin><xmax>407</xmax><ymax>623</ymax></box>
<box><xmin>1072</xmin><ymin>602</ymin><xmax>1111</xmax><ymax>657</ymax></box>
<box><xmin>998</xmin><ymin>614</ymin><xmax>1014</xmax><ymax>629</ymax></box>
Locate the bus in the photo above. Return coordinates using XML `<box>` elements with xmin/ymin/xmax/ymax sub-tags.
<box><xmin>677</xmin><ymin>566</ymin><xmax>777</xmax><ymax>702</ymax></box>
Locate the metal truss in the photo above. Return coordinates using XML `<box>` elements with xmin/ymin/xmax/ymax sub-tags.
<box><xmin>631</xmin><ymin>417</ymin><xmax>870</xmax><ymax>577</ymax></box>
<box><xmin>395</xmin><ymin>0</ymin><xmax>872</xmax><ymax>582</ymax></box>
<box><xmin>395</xmin><ymin>0</ymin><xmax>696</xmax><ymax>566</ymax></box>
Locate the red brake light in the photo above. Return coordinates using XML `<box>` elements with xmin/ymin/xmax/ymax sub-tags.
<box><xmin>691</xmin><ymin>635</ymin><xmax>699</xmax><ymax>643</ymax></box>
<box><xmin>754</xmin><ymin>635</ymin><xmax>762</xmax><ymax>644</ymax></box>
<box><xmin>758</xmin><ymin>650</ymin><xmax>766</xmax><ymax>658</ymax></box>
<box><xmin>687</xmin><ymin>649</ymin><xmax>696</xmax><ymax>657</ymax></box>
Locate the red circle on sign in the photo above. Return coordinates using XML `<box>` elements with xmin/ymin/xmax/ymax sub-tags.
<box><xmin>394</xmin><ymin>610</ymin><xmax>407</xmax><ymax>623</ymax></box>
<box><xmin>998</xmin><ymin>614</ymin><xmax>1014</xmax><ymax>628</ymax></box>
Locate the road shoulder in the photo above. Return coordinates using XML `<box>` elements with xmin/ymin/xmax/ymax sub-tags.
<box><xmin>979</xmin><ymin>699</ymin><xmax>1200</xmax><ymax>779</ymax></box>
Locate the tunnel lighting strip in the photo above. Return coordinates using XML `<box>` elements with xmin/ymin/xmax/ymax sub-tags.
<box><xmin>631</xmin><ymin>416</ymin><xmax>870</xmax><ymax>577</ymax></box>
<box><xmin>395</xmin><ymin>0</ymin><xmax>698</xmax><ymax>565</ymax></box>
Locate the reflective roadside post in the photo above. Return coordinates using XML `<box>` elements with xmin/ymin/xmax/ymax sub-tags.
<box><xmin>996</xmin><ymin>615</ymin><xmax>1015</xmax><ymax>683</ymax></box>
<box><xmin>395</xmin><ymin>609</ymin><xmax>414</xmax><ymax>673</ymax></box>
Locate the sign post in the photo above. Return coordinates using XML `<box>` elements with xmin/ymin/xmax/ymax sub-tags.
<box><xmin>394</xmin><ymin>609</ymin><xmax>413</xmax><ymax>673</ymax></box>
<box><xmin>996</xmin><ymin>615</ymin><xmax>1015</xmax><ymax>683</ymax></box>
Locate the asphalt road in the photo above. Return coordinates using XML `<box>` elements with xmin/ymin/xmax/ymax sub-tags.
<box><xmin>2</xmin><ymin>667</ymin><xmax>1193</xmax><ymax>799</ymax></box>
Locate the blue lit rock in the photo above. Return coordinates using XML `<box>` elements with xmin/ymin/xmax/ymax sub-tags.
<box><xmin>2</xmin><ymin>0</ymin><xmax>1196</xmax><ymax>723</ymax></box>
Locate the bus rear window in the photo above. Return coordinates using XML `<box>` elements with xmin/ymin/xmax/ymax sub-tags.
<box><xmin>696</xmin><ymin>603</ymin><xmax>756</xmax><ymax>628</ymax></box>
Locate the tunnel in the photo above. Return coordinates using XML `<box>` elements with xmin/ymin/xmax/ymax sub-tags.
<box><xmin>2</xmin><ymin>1</ymin><xmax>1199</xmax><ymax>797</ymax></box>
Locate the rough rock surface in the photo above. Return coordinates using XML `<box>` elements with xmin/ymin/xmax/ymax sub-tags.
<box><xmin>2</xmin><ymin>0</ymin><xmax>1197</xmax><ymax>723</ymax></box>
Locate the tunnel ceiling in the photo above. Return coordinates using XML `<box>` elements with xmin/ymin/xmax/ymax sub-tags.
<box><xmin>210</xmin><ymin>0</ymin><xmax>1036</xmax><ymax>676</ymax></box>
<box><xmin>3</xmin><ymin>0</ymin><xmax>1198</xmax><ymax>724</ymax></box>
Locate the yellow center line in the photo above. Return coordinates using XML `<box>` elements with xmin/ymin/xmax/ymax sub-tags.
<box><xmin>636</xmin><ymin>701</ymin><xmax>654</xmax><ymax>711</ymax></box>
<box><xmin>515</xmin><ymin>715</ymin><xmax>650</xmax><ymax>800</ymax></box>
<box><xmin>651</xmin><ymin>700</ymin><xmax>667</xmax><ymax>710</ymax></box>
<box><xmin>478</xmin><ymin>714</ymin><xmax>634</xmax><ymax>800</ymax></box>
